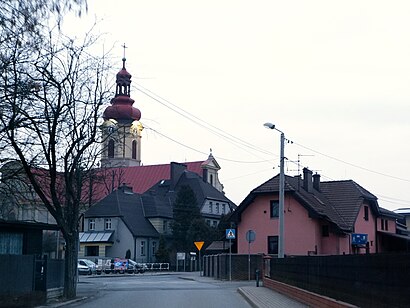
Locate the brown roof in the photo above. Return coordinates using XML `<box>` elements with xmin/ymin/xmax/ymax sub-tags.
<box><xmin>234</xmin><ymin>174</ymin><xmax>381</xmax><ymax>232</ymax></box>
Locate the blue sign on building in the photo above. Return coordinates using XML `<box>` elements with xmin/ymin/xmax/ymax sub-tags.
<box><xmin>352</xmin><ymin>233</ymin><xmax>368</xmax><ymax>245</ymax></box>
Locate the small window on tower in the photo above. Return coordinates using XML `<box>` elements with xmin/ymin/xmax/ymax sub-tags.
<box><xmin>108</xmin><ymin>139</ymin><xmax>115</xmax><ymax>158</ymax></box>
<box><xmin>132</xmin><ymin>140</ymin><xmax>137</xmax><ymax>159</ymax></box>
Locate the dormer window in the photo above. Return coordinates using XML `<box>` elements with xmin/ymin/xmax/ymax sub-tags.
<box><xmin>89</xmin><ymin>219</ymin><xmax>95</xmax><ymax>231</ymax></box>
<box><xmin>105</xmin><ymin>218</ymin><xmax>112</xmax><ymax>230</ymax></box>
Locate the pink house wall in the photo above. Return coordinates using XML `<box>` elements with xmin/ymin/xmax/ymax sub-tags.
<box><xmin>354</xmin><ymin>202</ymin><xmax>377</xmax><ymax>253</ymax></box>
<box><xmin>238</xmin><ymin>194</ymin><xmax>321</xmax><ymax>256</ymax></box>
<box><xmin>237</xmin><ymin>193</ymin><xmax>386</xmax><ymax>256</ymax></box>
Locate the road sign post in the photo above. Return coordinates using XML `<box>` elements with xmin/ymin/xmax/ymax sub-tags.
<box><xmin>226</xmin><ymin>229</ymin><xmax>236</xmax><ymax>281</ymax></box>
<box><xmin>194</xmin><ymin>241</ymin><xmax>204</xmax><ymax>274</ymax></box>
<box><xmin>246</xmin><ymin>230</ymin><xmax>256</xmax><ymax>281</ymax></box>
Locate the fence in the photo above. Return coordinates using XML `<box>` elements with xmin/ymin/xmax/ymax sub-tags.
<box><xmin>203</xmin><ymin>254</ymin><xmax>263</xmax><ymax>280</ymax></box>
<box><xmin>145</xmin><ymin>263</ymin><xmax>169</xmax><ymax>271</ymax></box>
<box><xmin>265</xmin><ymin>253</ymin><xmax>410</xmax><ymax>308</ymax></box>
<box><xmin>0</xmin><ymin>255</ymin><xmax>64</xmax><ymax>307</ymax></box>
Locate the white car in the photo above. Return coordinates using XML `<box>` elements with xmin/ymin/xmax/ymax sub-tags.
<box><xmin>78</xmin><ymin>259</ymin><xmax>97</xmax><ymax>275</ymax></box>
<box><xmin>78</xmin><ymin>262</ymin><xmax>91</xmax><ymax>275</ymax></box>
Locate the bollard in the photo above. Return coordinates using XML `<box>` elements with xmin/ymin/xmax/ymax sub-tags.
<box><xmin>255</xmin><ymin>269</ymin><xmax>260</xmax><ymax>287</ymax></box>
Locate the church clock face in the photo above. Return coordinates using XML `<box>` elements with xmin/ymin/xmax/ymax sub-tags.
<box><xmin>102</xmin><ymin>119</ymin><xmax>118</xmax><ymax>135</ymax></box>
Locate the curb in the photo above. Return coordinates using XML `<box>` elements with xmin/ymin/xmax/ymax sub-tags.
<box><xmin>238</xmin><ymin>287</ymin><xmax>265</xmax><ymax>308</ymax></box>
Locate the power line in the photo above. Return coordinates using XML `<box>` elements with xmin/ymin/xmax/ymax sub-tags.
<box><xmin>143</xmin><ymin>126</ymin><xmax>273</xmax><ymax>164</ymax></box>
<box><xmin>292</xmin><ymin>141</ymin><xmax>410</xmax><ymax>183</ymax></box>
<box><xmin>135</xmin><ymin>83</ymin><xmax>410</xmax><ymax>186</ymax></box>
<box><xmin>134</xmin><ymin>83</ymin><xmax>275</xmax><ymax>158</ymax></box>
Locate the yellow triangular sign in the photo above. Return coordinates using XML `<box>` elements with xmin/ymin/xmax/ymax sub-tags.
<box><xmin>194</xmin><ymin>241</ymin><xmax>204</xmax><ymax>251</ymax></box>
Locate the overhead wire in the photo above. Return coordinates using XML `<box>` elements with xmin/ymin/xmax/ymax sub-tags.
<box><xmin>134</xmin><ymin>83</ymin><xmax>275</xmax><ymax>158</ymax></box>
<box><xmin>134</xmin><ymin>83</ymin><xmax>410</xmax><ymax>204</ymax></box>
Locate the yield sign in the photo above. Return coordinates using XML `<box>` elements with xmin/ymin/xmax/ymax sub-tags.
<box><xmin>194</xmin><ymin>241</ymin><xmax>204</xmax><ymax>251</ymax></box>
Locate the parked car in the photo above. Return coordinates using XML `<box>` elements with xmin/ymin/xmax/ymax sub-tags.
<box><xmin>78</xmin><ymin>259</ymin><xmax>96</xmax><ymax>275</ymax></box>
<box><xmin>127</xmin><ymin>259</ymin><xmax>146</xmax><ymax>274</ymax></box>
<box><xmin>78</xmin><ymin>262</ymin><xmax>91</xmax><ymax>275</ymax></box>
<box><xmin>135</xmin><ymin>262</ymin><xmax>147</xmax><ymax>273</ymax></box>
<box><xmin>113</xmin><ymin>258</ymin><xmax>127</xmax><ymax>274</ymax></box>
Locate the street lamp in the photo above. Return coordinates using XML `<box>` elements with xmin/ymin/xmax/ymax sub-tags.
<box><xmin>264</xmin><ymin>122</ymin><xmax>285</xmax><ymax>258</ymax></box>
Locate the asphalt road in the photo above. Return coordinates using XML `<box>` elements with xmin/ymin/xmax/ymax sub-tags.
<box><xmin>65</xmin><ymin>272</ymin><xmax>254</xmax><ymax>308</ymax></box>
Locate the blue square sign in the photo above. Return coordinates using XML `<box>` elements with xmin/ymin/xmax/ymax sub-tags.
<box><xmin>226</xmin><ymin>229</ymin><xmax>236</xmax><ymax>239</ymax></box>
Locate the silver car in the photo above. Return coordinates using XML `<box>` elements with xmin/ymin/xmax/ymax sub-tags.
<box><xmin>78</xmin><ymin>259</ymin><xmax>97</xmax><ymax>275</ymax></box>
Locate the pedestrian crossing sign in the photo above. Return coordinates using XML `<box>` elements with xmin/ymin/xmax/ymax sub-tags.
<box><xmin>226</xmin><ymin>229</ymin><xmax>236</xmax><ymax>239</ymax></box>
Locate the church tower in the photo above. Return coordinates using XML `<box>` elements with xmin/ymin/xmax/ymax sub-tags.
<box><xmin>100</xmin><ymin>54</ymin><xmax>143</xmax><ymax>167</ymax></box>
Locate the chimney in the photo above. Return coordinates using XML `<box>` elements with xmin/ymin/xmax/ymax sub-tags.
<box><xmin>170</xmin><ymin>162</ymin><xmax>187</xmax><ymax>190</ymax></box>
<box><xmin>303</xmin><ymin>168</ymin><xmax>313</xmax><ymax>192</ymax></box>
<box><xmin>120</xmin><ymin>183</ymin><xmax>133</xmax><ymax>194</ymax></box>
<box><xmin>313</xmin><ymin>173</ymin><xmax>320</xmax><ymax>191</ymax></box>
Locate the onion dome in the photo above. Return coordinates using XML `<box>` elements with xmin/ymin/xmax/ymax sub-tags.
<box><xmin>103</xmin><ymin>57</ymin><xmax>141</xmax><ymax>122</ymax></box>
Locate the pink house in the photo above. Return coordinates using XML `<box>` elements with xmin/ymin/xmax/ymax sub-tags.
<box><xmin>233</xmin><ymin>168</ymin><xmax>407</xmax><ymax>256</ymax></box>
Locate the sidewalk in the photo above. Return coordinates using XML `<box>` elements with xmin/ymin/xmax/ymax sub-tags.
<box><xmin>178</xmin><ymin>272</ymin><xmax>309</xmax><ymax>308</ymax></box>
<box><xmin>238</xmin><ymin>286</ymin><xmax>309</xmax><ymax>308</ymax></box>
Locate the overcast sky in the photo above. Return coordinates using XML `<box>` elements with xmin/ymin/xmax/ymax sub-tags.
<box><xmin>64</xmin><ymin>1</ymin><xmax>410</xmax><ymax>211</ymax></box>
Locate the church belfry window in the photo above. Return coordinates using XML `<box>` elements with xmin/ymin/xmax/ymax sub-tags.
<box><xmin>132</xmin><ymin>140</ymin><xmax>137</xmax><ymax>159</ymax></box>
<box><xmin>108</xmin><ymin>139</ymin><xmax>115</xmax><ymax>158</ymax></box>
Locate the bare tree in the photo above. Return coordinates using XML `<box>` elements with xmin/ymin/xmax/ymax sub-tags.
<box><xmin>0</xmin><ymin>24</ymin><xmax>112</xmax><ymax>298</ymax></box>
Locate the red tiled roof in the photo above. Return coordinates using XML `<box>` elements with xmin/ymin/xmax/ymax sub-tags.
<box><xmin>89</xmin><ymin>161</ymin><xmax>204</xmax><ymax>202</ymax></box>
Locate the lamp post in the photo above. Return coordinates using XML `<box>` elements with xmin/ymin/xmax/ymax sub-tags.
<box><xmin>264</xmin><ymin>122</ymin><xmax>285</xmax><ymax>258</ymax></box>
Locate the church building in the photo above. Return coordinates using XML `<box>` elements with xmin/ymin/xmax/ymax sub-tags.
<box><xmin>79</xmin><ymin>55</ymin><xmax>236</xmax><ymax>261</ymax></box>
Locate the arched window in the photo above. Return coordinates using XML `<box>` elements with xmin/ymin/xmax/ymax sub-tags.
<box><xmin>108</xmin><ymin>139</ymin><xmax>115</xmax><ymax>158</ymax></box>
<box><xmin>132</xmin><ymin>140</ymin><xmax>137</xmax><ymax>159</ymax></box>
<box><xmin>210</xmin><ymin>174</ymin><xmax>214</xmax><ymax>186</ymax></box>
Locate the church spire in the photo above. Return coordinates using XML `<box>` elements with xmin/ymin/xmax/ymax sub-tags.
<box><xmin>103</xmin><ymin>45</ymin><xmax>140</xmax><ymax>122</ymax></box>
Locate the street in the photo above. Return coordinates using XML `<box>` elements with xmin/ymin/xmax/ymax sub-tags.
<box><xmin>66</xmin><ymin>272</ymin><xmax>254</xmax><ymax>308</ymax></box>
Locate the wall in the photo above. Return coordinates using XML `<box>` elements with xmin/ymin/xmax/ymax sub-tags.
<box><xmin>237</xmin><ymin>194</ymin><xmax>319</xmax><ymax>256</ymax></box>
<box><xmin>354</xmin><ymin>202</ymin><xmax>377</xmax><ymax>253</ymax></box>
<box><xmin>265</xmin><ymin>253</ymin><xmax>410</xmax><ymax>308</ymax></box>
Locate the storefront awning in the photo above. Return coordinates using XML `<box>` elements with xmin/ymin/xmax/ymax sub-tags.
<box><xmin>79</xmin><ymin>231</ymin><xmax>113</xmax><ymax>243</ymax></box>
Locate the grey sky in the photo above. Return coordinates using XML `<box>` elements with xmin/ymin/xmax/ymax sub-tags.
<box><xmin>64</xmin><ymin>1</ymin><xmax>410</xmax><ymax>210</ymax></box>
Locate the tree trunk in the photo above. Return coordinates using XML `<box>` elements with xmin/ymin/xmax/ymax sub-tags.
<box><xmin>64</xmin><ymin>234</ymin><xmax>79</xmax><ymax>299</ymax></box>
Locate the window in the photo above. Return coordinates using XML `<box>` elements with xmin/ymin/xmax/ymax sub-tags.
<box><xmin>0</xmin><ymin>232</ymin><xmax>23</xmax><ymax>254</ymax></box>
<box><xmin>212</xmin><ymin>220</ymin><xmax>217</xmax><ymax>228</ymax></box>
<box><xmin>152</xmin><ymin>241</ymin><xmax>157</xmax><ymax>256</ymax></box>
<box><xmin>89</xmin><ymin>219</ymin><xmax>95</xmax><ymax>231</ymax></box>
<box><xmin>381</xmin><ymin>219</ymin><xmax>384</xmax><ymax>230</ymax></box>
<box><xmin>268</xmin><ymin>236</ymin><xmax>278</xmax><ymax>254</ymax></box>
<box><xmin>163</xmin><ymin>220</ymin><xmax>168</xmax><ymax>233</ymax></box>
<box><xmin>364</xmin><ymin>206</ymin><xmax>369</xmax><ymax>221</ymax></box>
<box><xmin>206</xmin><ymin>220</ymin><xmax>211</xmax><ymax>226</ymax></box>
<box><xmin>108</xmin><ymin>139</ymin><xmax>115</xmax><ymax>158</ymax></box>
<box><xmin>322</xmin><ymin>225</ymin><xmax>329</xmax><ymax>237</ymax></box>
<box><xmin>132</xmin><ymin>140</ymin><xmax>137</xmax><ymax>159</ymax></box>
<box><xmin>85</xmin><ymin>246</ymin><xmax>99</xmax><ymax>256</ymax></box>
<box><xmin>140</xmin><ymin>241</ymin><xmax>146</xmax><ymax>256</ymax></box>
<box><xmin>209</xmin><ymin>202</ymin><xmax>213</xmax><ymax>213</ymax></box>
<box><xmin>385</xmin><ymin>219</ymin><xmax>388</xmax><ymax>231</ymax></box>
<box><xmin>270</xmin><ymin>200</ymin><xmax>279</xmax><ymax>218</ymax></box>
<box><xmin>105</xmin><ymin>218</ymin><xmax>112</xmax><ymax>230</ymax></box>
<box><xmin>210</xmin><ymin>174</ymin><xmax>214</xmax><ymax>186</ymax></box>
<box><xmin>216</xmin><ymin>203</ymin><xmax>220</xmax><ymax>214</ymax></box>
<box><xmin>222</xmin><ymin>204</ymin><xmax>226</xmax><ymax>214</ymax></box>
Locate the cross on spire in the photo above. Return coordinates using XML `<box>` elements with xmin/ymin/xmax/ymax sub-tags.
<box><xmin>121</xmin><ymin>43</ymin><xmax>128</xmax><ymax>68</ymax></box>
